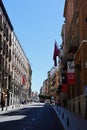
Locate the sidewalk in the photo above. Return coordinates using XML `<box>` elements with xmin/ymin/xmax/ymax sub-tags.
<box><xmin>0</xmin><ymin>103</ymin><xmax>33</xmax><ymax>115</ymax></box>
<box><xmin>53</xmin><ymin>105</ymin><xmax>87</xmax><ymax>130</ymax></box>
<box><xmin>0</xmin><ymin>102</ymin><xmax>44</xmax><ymax>115</ymax></box>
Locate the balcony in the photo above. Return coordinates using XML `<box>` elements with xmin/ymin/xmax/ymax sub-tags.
<box><xmin>8</xmin><ymin>49</ymin><xmax>11</xmax><ymax>61</ymax></box>
<box><xmin>0</xmin><ymin>71</ymin><xmax>2</xmax><ymax>81</ymax></box>
<box><xmin>68</xmin><ymin>37</ymin><xmax>79</xmax><ymax>53</ymax></box>
<box><xmin>0</xmin><ymin>41</ymin><xmax>3</xmax><ymax>51</ymax></box>
<box><xmin>0</xmin><ymin>22</ymin><xmax>3</xmax><ymax>31</ymax></box>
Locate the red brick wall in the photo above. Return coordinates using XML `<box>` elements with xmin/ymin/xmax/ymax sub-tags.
<box><xmin>64</xmin><ymin>0</ymin><xmax>75</xmax><ymax>41</ymax></box>
<box><xmin>79</xmin><ymin>0</ymin><xmax>87</xmax><ymax>41</ymax></box>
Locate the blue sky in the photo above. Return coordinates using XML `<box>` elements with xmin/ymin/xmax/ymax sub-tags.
<box><xmin>3</xmin><ymin>0</ymin><xmax>65</xmax><ymax>93</ymax></box>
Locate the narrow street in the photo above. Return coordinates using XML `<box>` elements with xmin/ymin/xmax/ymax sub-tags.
<box><xmin>0</xmin><ymin>103</ymin><xmax>64</xmax><ymax>130</ymax></box>
<box><xmin>1</xmin><ymin>0</ymin><xmax>87</xmax><ymax>130</ymax></box>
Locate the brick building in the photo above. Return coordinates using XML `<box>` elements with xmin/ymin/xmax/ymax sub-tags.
<box><xmin>60</xmin><ymin>0</ymin><xmax>87</xmax><ymax>118</ymax></box>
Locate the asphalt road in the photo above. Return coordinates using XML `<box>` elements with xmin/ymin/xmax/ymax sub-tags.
<box><xmin>0</xmin><ymin>103</ymin><xmax>64</xmax><ymax>130</ymax></box>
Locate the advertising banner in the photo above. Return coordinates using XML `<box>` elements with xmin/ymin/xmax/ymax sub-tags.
<box><xmin>62</xmin><ymin>84</ymin><xmax>68</xmax><ymax>93</ymax></box>
<box><xmin>67</xmin><ymin>61</ymin><xmax>75</xmax><ymax>73</ymax></box>
<box><xmin>67</xmin><ymin>73</ymin><xmax>75</xmax><ymax>85</ymax></box>
<box><xmin>67</xmin><ymin>61</ymin><xmax>75</xmax><ymax>85</ymax></box>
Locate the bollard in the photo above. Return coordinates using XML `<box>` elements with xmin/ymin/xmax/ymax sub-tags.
<box><xmin>59</xmin><ymin>110</ymin><xmax>61</xmax><ymax>115</ymax></box>
<box><xmin>62</xmin><ymin>112</ymin><xmax>64</xmax><ymax>119</ymax></box>
<box><xmin>67</xmin><ymin>117</ymin><xmax>69</xmax><ymax>127</ymax></box>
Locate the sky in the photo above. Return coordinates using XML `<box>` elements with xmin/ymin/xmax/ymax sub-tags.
<box><xmin>3</xmin><ymin>0</ymin><xmax>65</xmax><ymax>93</ymax></box>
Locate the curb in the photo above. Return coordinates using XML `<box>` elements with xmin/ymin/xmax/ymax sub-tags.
<box><xmin>53</xmin><ymin>106</ymin><xmax>87</xmax><ymax>130</ymax></box>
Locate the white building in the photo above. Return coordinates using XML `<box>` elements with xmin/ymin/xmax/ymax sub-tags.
<box><xmin>11</xmin><ymin>31</ymin><xmax>32</xmax><ymax>106</ymax></box>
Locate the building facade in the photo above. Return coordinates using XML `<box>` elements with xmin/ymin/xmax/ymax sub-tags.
<box><xmin>12</xmin><ymin>31</ymin><xmax>32</xmax><ymax>106</ymax></box>
<box><xmin>0</xmin><ymin>0</ymin><xmax>32</xmax><ymax>110</ymax></box>
<box><xmin>47</xmin><ymin>67</ymin><xmax>60</xmax><ymax>103</ymax></box>
<box><xmin>0</xmin><ymin>1</ymin><xmax>13</xmax><ymax>109</ymax></box>
<box><xmin>60</xmin><ymin>0</ymin><xmax>87</xmax><ymax>118</ymax></box>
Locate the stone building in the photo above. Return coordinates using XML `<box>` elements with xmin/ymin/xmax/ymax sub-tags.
<box><xmin>11</xmin><ymin>31</ymin><xmax>32</xmax><ymax>106</ymax></box>
<box><xmin>0</xmin><ymin>0</ymin><xmax>32</xmax><ymax>109</ymax></box>
<box><xmin>43</xmin><ymin>79</ymin><xmax>49</xmax><ymax>96</ymax></box>
<box><xmin>48</xmin><ymin>67</ymin><xmax>60</xmax><ymax>103</ymax></box>
<box><xmin>0</xmin><ymin>0</ymin><xmax>13</xmax><ymax>109</ymax></box>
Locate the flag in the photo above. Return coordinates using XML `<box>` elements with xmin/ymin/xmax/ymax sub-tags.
<box><xmin>22</xmin><ymin>75</ymin><xmax>26</xmax><ymax>85</ymax></box>
<box><xmin>53</xmin><ymin>41</ymin><xmax>60</xmax><ymax>66</ymax></box>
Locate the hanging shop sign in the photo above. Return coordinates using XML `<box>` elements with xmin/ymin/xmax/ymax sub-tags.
<box><xmin>67</xmin><ymin>61</ymin><xmax>75</xmax><ymax>85</ymax></box>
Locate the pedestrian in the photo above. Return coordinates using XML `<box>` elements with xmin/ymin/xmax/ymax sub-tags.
<box><xmin>1</xmin><ymin>100</ymin><xmax>5</xmax><ymax>111</ymax></box>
